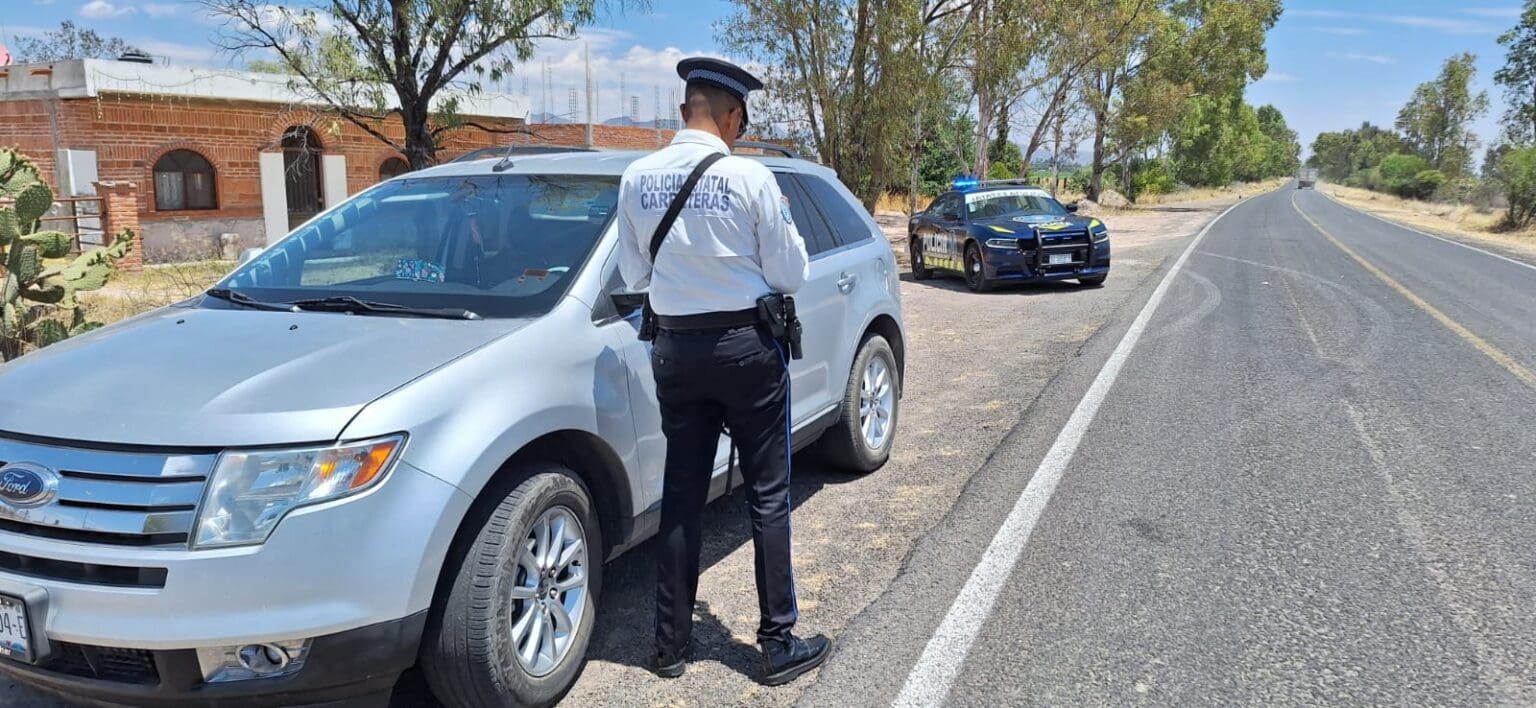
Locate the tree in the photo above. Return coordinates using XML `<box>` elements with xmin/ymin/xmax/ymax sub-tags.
<box><xmin>1396</xmin><ymin>53</ymin><xmax>1488</xmax><ymax>179</ymax></box>
<box><xmin>11</xmin><ymin>20</ymin><xmax>139</xmax><ymax>63</ymax></box>
<box><xmin>1082</xmin><ymin>0</ymin><xmax>1281</xmax><ymax>199</ymax></box>
<box><xmin>1255</xmin><ymin>104</ymin><xmax>1300</xmax><ymax>177</ymax></box>
<box><xmin>1168</xmin><ymin>92</ymin><xmax>1266</xmax><ymax>186</ymax></box>
<box><xmin>1307</xmin><ymin>122</ymin><xmax>1406</xmax><ymax>182</ymax></box>
<box><xmin>721</xmin><ymin>0</ymin><xmax>971</xmax><ymax>208</ymax></box>
<box><xmin>1495</xmin><ymin>1</ymin><xmax>1536</xmax><ymax>145</ymax></box>
<box><xmin>204</xmin><ymin>0</ymin><xmax>611</xmax><ymax>169</ymax></box>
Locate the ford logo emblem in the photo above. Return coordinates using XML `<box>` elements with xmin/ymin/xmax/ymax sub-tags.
<box><xmin>0</xmin><ymin>462</ymin><xmax>60</xmax><ymax>509</ymax></box>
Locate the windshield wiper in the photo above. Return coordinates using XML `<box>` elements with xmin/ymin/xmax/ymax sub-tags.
<box><xmin>284</xmin><ymin>295</ymin><xmax>482</xmax><ymax>320</ymax></box>
<box><xmin>206</xmin><ymin>288</ymin><xmax>298</xmax><ymax>312</ymax></box>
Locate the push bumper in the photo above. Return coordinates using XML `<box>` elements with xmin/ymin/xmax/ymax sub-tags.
<box><xmin>0</xmin><ymin>612</ymin><xmax>423</xmax><ymax>707</ymax></box>
<box><xmin>985</xmin><ymin>238</ymin><xmax>1111</xmax><ymax>281</ymax></box>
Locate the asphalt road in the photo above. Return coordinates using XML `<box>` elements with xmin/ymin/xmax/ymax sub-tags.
<box><xmin>807</xmin><ymin>185</ymin><xmax>1536</xmax><ymax>706</ymax></box>
<box><xmin>10</xmin><ymin>186</ymin><xmax>1535</xmax><ymax>707</ymax></box>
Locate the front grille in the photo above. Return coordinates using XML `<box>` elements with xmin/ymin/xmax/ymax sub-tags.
<box><xmin>43</xmin><ymin>642</ymin><xmax>160</xmax><ymax>685</ymax></box>
<box><xmin>0</xmin><ymin>437</ymin><xmax>215</xmax><ymax>549</ymax></box>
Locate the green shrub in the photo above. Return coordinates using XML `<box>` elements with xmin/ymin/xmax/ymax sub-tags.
<box><xmin>1499</xmin><ymin>146</ymin><xmax>1536</xmax><ymax>228</ymax></box>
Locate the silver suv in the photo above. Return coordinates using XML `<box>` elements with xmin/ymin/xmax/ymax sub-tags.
<box><xmin>0</xmin><ymin>150</ymin><xmax>904</xmax><ymax>707</ymax></box>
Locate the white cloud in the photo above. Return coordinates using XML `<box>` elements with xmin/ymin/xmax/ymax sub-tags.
<box><xmin>1300</xmin><ymin>26</ymin><xmax>1366</xmax><ymax>36</ymax></box>
<box><xmin>1461</xmin><ymin>8</ymin><xmax>1522</xmax><ymax>18</ymax></box>
<box><xmin>1326</xmin><ymin>51</ymin><xmax>1395</xmax><ymax>65</ymax></box>
<box><xmin>1287</xmin><ymin>9</ymin><xmax>1501</xmax><ymax>35</ymax></box>
<box><xmin>511</xmin><ymin>30</ymin><xmax>735</xmax><ymax>123</ymax></box>
<box><xmin>143</xmin><ymin>2</ymin><xmax>181</xmax><ymax>18</ymax></box>
<box><xmin>1289</xmin><ymin>10</ymin><xmax>1351</xmax><ymax>20</ymax></box>
<box><xmin>79</xmin><ymin>0</ymin><xmax>136</xmax><ymax>19</ymax></box>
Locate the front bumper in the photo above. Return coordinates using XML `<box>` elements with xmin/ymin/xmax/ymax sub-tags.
<box><xmin>985</xmin><ymin>238</ymin><xmax>1111</xmax><ymax>281</ymax></box>
<box><xmin>0</xmin><ymin>461</ymin><xmax>470</xmax><ymax>705</ymax></box>
<box><xmin>0</xmin><ymin>612</ymin><xmax>423</xmax><ymax>707</ymax></box>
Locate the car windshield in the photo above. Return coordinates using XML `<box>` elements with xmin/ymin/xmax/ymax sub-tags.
<box><xmin>215</xmin><ymin>174</ymin><xmax>619</xmax><ymax>319</ymax></box>
<box><xmin>964</xmin><ymin>190</ymin><xmax>1067</xmax><ymax>220</ymax></box>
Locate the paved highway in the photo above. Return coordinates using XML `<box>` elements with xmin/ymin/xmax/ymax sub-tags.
<box><xmin>808</xmin><ymin>185</ymin><xmax>1536</xmax><ymax>706</ymax></box>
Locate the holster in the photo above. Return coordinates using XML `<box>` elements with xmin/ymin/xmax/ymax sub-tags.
<box><xmin>756</xmin><ymin>294</ymin><xmax>804</xmax><ymax>360</ymax></box>
<box><xmin>638</xmin><ymin>297</ymin><xmax>658</xmax><ymax>342</ymax></box>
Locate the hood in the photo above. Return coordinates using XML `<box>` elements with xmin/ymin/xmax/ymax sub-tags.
<box><xmin>0</xmin><ymin>306</ymin><xmax>524</xmax><ymax>448</ymax></box>
<box><xmin>973</xmin><ymin>213</ymin><xmax>1100</xmax><ymax>235</ymax></box>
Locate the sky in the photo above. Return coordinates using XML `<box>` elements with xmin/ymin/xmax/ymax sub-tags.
<box><xmin>0</xmin><ymin>0</ymin><xmax>1525</xmax><ymax>158</ymax></box>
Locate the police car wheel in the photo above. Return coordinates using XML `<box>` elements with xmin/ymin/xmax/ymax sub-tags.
<box><xmin>818</xmin><ymin>334</ymin><xmax>899</xmax><ymax>472</ymax></box>
<box><xmin>422</xmin><ymin>463</ymin><xmax>603</xmax><ymax>708</ymax></box>
<box><xmin>1078</xmin><ymin>275</ymin><xmax>1107</xmax><ymax>288</ymax></box>
<box><xmin>964</xmin><ymin>243</ymin><xmax>992</xmax><ymax>293</ymax></box>
<box><xmin>910</xmin><ymin>239</ymin><xmax>933</xmax><ymax>280</ymax></box>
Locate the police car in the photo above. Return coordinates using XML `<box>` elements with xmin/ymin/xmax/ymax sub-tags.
<box><xmin>908</xmin><ymin>178</ymin><xmax>1110</xmax><ymax>292</ymax></box>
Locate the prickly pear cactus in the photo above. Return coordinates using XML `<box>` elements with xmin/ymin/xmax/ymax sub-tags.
<box><xmin>0</xmin><ymin>148</ymin><xmax>133</xmax><ymax>361</ymax></box>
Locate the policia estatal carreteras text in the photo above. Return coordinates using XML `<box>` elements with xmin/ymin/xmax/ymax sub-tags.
<box><xmin>616</xmin><ymin>56</ymin><xmax>830</xmax><ymax>686</ymax></box>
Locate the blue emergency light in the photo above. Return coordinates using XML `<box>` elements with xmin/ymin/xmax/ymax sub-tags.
<box><xmin>952</xmin><ymin>176</ymin><xmax>980</xmax><ymax>191</ymax></box>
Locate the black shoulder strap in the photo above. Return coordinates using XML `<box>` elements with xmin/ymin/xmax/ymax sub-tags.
<box><xmin>648</xmin><ymin>152</ymin><xmax>727</xmax><ymax>261</ymax></box>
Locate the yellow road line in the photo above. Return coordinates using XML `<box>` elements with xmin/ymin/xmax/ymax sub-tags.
<box><xmin>1290</xmin><ymin>193</ymin><xmax>1536</xmax><ymax>390</ymax></box>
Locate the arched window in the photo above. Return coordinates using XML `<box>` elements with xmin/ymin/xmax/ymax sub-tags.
<box><xmin>153</xmin><ymin>149</ymin><xmax>217</xmax><ymax>211</ymax></box>
<box><xmin>379</xmin><ymin>157</ymin><xmax>410</xmax><ymax>181</ymax></box>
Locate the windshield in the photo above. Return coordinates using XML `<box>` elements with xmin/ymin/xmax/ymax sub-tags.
<box><xmin>217</xmin><ymin>174</ymin><xmax>619</xmax><ymax>318</ymax></box>
<box><xmin>964</xmin><ymin>190</ymin><xmax>1067</xmax><ymax>220</ymax></box>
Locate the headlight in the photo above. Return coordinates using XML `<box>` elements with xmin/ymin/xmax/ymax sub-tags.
<box><xmin>194</xmin><ymin>435</ymin><xmax>405</xmax><ymax>548</ymax></box>
<box><xmin>985</xmin><ymin>238</ymin><xmax>1019</xmax><ymax>249</ymax></box>
<box><xmin>1091</xmin><ymin>227</ymin><xmax>1109</xmax><ymax>243</ymax></box>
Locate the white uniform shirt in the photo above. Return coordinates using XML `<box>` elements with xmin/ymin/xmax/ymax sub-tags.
<box><xmin>617</xmin><ymin>129</ymin><xmax>810</xmax><ymax>316</ymax></box>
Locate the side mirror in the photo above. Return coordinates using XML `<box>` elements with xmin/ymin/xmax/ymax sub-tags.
<box><xmin>610</xmin><ymin>288</ymin><xmax>646</xmax><ymax>317</ymax></box>
<box><xmin>1065</xmin><ymin>202</ymin><xmax>1079</xmax><ymax>213</ymax></box>
<box><xmin>942</xmin><ymin>211</ymin><xmax>962</xmax><ymax>222</ymax></box>
<box><xmin>237</xmin><ymin>247</ymin><xmax>263</xmax><ymax>266</ymax></box>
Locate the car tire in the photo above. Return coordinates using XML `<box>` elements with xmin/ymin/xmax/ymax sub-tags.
<box><xmin>910</xmin><ymin>238</ymin><xmax>933</xmax><ymax>280</ymax></box>
<box><xmin>818</xmin><ymin>334</ymin><xmax>900</xmax><ymax>473</ymax></box>
<box><xmin>421</xmin><ymin>464</ymin><xmax>603</xmax><ymax>708</ymax></box>
<box><xmin>963</xmin><ymin>243</ymin><xmax>992</xmax><ymax>293</ymax></box>
<box><xmin>1078</xmin><ymin>274</ymin><xmax>1107</xmax><ymax>288</ymax></box>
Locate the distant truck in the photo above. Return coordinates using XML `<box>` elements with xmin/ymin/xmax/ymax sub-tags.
<box><xmin>1298</xmin><ymin>168</ymin><xmax>1318</xmax><ymax>189</ymax></box>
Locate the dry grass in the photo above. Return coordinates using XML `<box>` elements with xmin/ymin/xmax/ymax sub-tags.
<box><xmin>1322</xmin><ymin>182</ymin><xmax>1536</xmax><ymax>261</ymax></box>
<box><xmin>1322</xmin><ymin>183</ymin><xmax>1503</xmax><ymax>230</ymax></box>
<box><xmin>81</xmin><ymin>260</ymin><xmax>232</xmax><ymax>325</ymax></box>
<box><xmin>1136</xmin><ymin>178</ymin><xmax>1289</xmax><ymax>206</ymax></box>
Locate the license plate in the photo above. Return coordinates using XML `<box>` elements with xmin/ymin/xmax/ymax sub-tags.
<box><xmin>1048</xmin><ymin>253</ymin><xmax>1073</xmax><ymax>265</ymax></box>
<box><xmin>0</xmin><ymin>594</ymin><xmax>33</xmax><ymax>663</ymax></box>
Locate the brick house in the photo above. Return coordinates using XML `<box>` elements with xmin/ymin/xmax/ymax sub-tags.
<box><xmin>0</xmin><ymin>57</ymin><xmax>529</xmax><ymax>261</ymax></box>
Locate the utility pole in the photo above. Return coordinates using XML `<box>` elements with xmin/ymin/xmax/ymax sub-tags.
<box><xmin>585</xmin><ymin>44</ymin><xmax>594</xmax><ymax>148</ymax></box>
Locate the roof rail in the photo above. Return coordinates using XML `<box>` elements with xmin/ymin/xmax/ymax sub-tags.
<box><xmin>733</xmin><ymin>141</ymin><xmax>800</xmax><ymax>159</ymax></box>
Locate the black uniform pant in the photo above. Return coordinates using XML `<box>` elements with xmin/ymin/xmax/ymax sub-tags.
<box><xmin>652</xmin><ymin>323</ymin><xmax>798</xmax><ymax>654</ymax></box>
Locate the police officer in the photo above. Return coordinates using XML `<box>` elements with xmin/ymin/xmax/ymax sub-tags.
<box><xmin>617</xmin><ymin>57</ymin><xmax>832</xmax><ymax>686</ymax></box>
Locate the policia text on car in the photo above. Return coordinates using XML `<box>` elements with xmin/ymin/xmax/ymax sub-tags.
<box><xmin>617</xmin><ymin>57</ymin><xmax>829</xmax><ymax>686</ymax></box>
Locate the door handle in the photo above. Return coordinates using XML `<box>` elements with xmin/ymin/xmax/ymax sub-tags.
<box><xmin>837</xmin><ymin>272</ymin><xmax>858</xmax><ymax>293</ymax></box>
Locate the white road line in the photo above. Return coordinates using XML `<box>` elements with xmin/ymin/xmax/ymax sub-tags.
<box><xmin>892</xmin><ymin>195</ymin><xmax>1254</xmax><ymax>707</ymax></box>
<box><xmin>1315</xmin><ymin>189</ymin><xmax>1536</xmax><ymax>273</ymax></box>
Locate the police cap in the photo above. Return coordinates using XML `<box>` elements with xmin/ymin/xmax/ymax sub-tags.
<box><xmin>677</xmin><ymin>56</ymin><xmax>764</xmax><ymax>128</ymax></box>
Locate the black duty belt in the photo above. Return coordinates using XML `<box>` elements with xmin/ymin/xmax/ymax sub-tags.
<box><xmin>656</xmin><ymin>308</ymin><xmax>759</xmax><ymax>332</ymax></box>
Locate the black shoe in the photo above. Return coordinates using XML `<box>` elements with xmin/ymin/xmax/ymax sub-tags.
<box><xmin>758</xmin><ymin>633</ymin><xmax>832</xmax><ymax>686</ymax></box>
<box><xmin>654</xmin><ymin>644</ymin><xmax>688</xmax><ymax>679</ymax></box>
